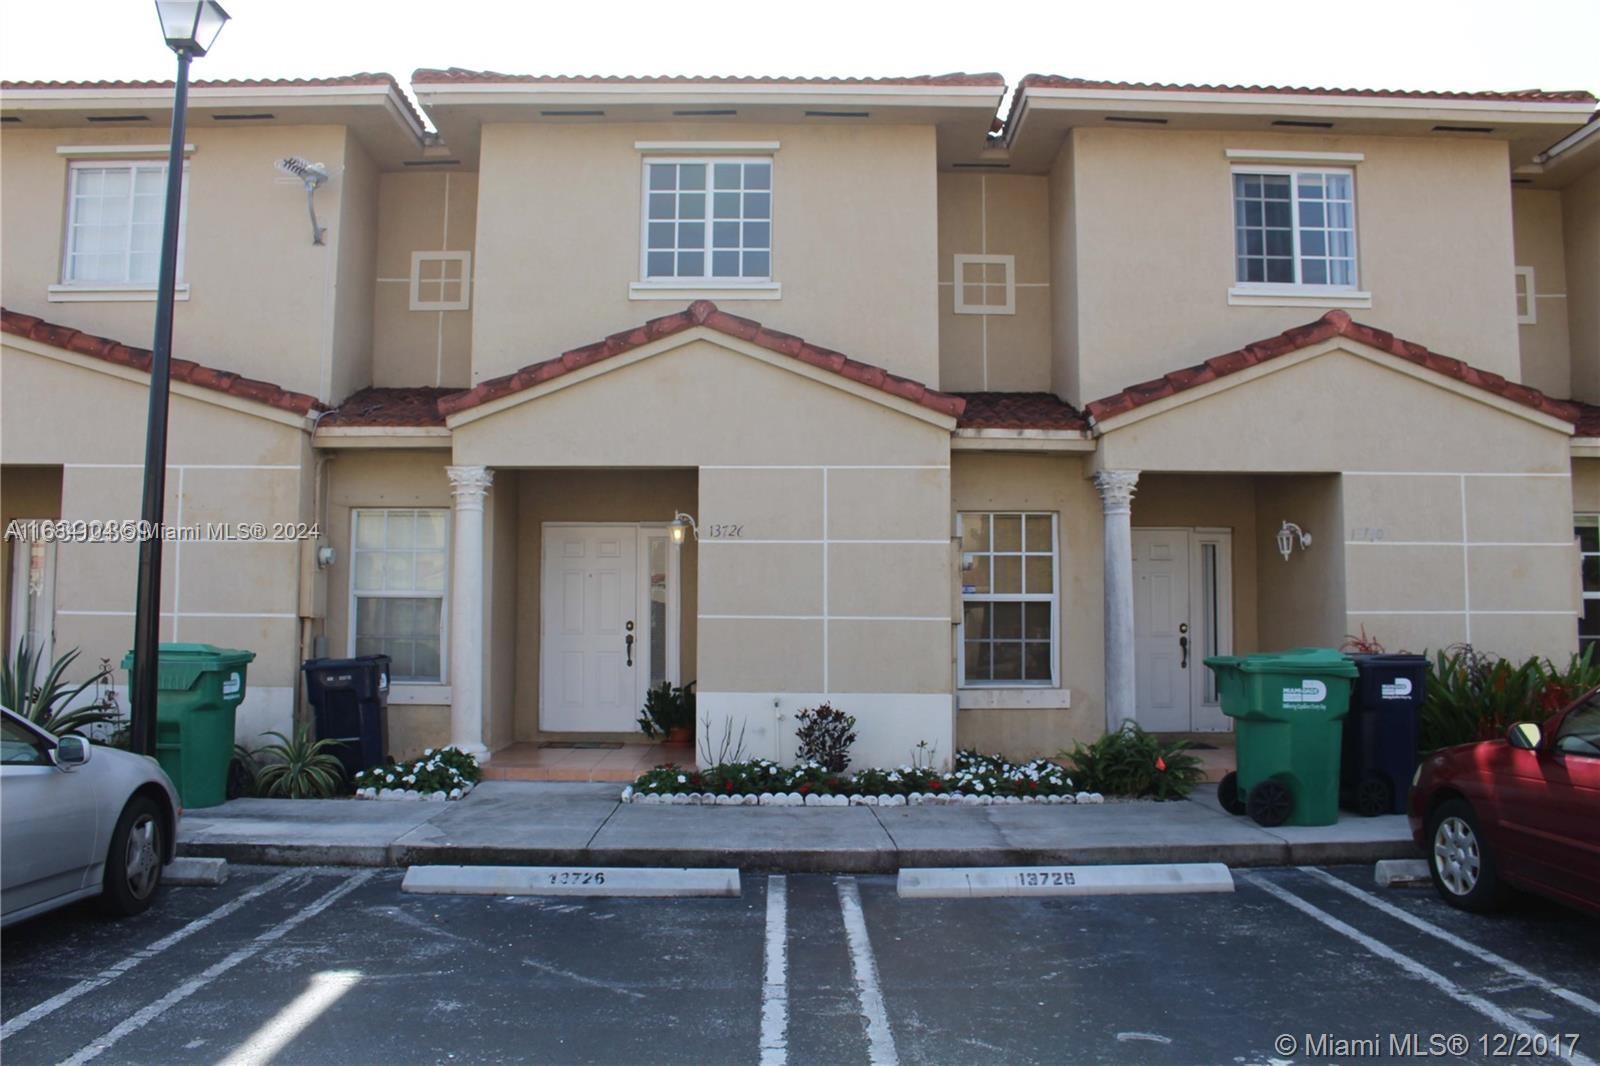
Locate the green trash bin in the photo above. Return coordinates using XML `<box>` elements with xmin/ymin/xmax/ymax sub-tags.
<box><xmin>122</xmin><ymin>643</ymin><xmax>256</xmax><ymax>809</ymax></box>
<box><xmin>1203</xmin><ymin>648</ymin><xmax>1358</xmax><ymax>828</ymax></box>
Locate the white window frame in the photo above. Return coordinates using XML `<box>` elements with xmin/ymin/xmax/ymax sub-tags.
<box><xmin>409</xmin><ymin>251</ymin><xmax>472</xmax><ymax>312</ymax></box>
<box><xmin>1580</xmin><ymin>514</ymin><xmax>1599</xmax><ymax>652</ymax></box>
<box><xmin>632</xmin><ymin>155</ymin><xmax>780</xmax><ymax>299</ymax></box>
<box><xmin>1514</xmin><ymin>266</ymin><xmax>1537</xmax><ymax>325</ymax></box>
<box><xmin>957</xmin><ymin>511</ymin><xmax>1060</xmax><ymax>688</ymax></box>
<box><xmin>52</xmin><ymin>159</ymin><xmax>191</xmax><ymax>302</ymax></box>
<box><xmin>953</xmin><ymin>254</ymin><xmax>1016</xmax><ymax>315</ymax></box>
<box><xmin>348</xmin><ymin>508</ymin><xmax>450</xmax><ymax>685</ymax></box>
<box><xmin>1227</xmin><ymin>163</ymin><xmax>1370</xmax><ymax>309</ymax></box>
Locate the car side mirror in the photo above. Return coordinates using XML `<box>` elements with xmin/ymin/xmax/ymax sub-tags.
<box><xmin>53</xmin><ymin>735</ymin><xmax>93</xmax><ymax>769</ymax></box>
<box><xmin>1506</xmin><ymin>722</ymin><xmax>1542</xmax><ymax>751</ymax></box>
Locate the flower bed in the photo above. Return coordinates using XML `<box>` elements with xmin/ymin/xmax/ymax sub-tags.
<box><xmin>623</xmin><ymin>751</ymin><xmax>1104</xmax><ymax>806</ymax></box>
<box><xmin>353</xmin><ymin>747</ymin><xmax>482</xmax><ymax>801</ymax></box>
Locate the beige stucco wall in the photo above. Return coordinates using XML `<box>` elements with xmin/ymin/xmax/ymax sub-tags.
<box><xmin>1255</xmin><ymin>475</ymin><xmax>1347</xmax><ymax>650</ymax></box>
<box><xmin>950</xmin><ymin>452</ymin><xmax>1103</xmax><ymax>757</ymax></box>
<box><xmin>1049</xmin><ymin>139</ymin><xmax>1080</xmax><ymax>403</ymax></box>
<box><xmin>1512</xmin><ymin>189</ymin><xmax>1572</xmax><ymax>399</ymax></box>
<box><xmin>936</xmin><ymin>173</ymin><xmax>1052</xmax><ymax>391</ymax></box>
<box><xmin>1062</xmin><ymin>127</ymin><xmax>1521</xmax><ymax>406</ymax></box>
<box><xmin>329</xmin><ymin>135</ymin><xmax>379</xmax><ymax>404</ymax></box>
<box><xmin>0</xmin><ymin>125</ymin><xmax>366</xmax><ymax>402</ymax></box>
<box><xmin>1563</xmin><ymin>166</ymin><xmax>1600</xmax><ymax>403</ymax></box>
<box><xmin>510</xmin><ymin>469</ymin><xmax>697</xmax><ymax>743</ymax></box>
<box><xmin>371</xmin><ymin>171</ymin><xmax>478</xmax><ymax>388</ymax></box>
<box><xmin>0</xmin><ymin>341</ymin><xmax>310</xmax><ymax>741</ymax></box>
<box><xmin>0</xmin><ymin>464</ymin><xmax>64</xmax><ymax>654</ymax></box>
<box><xmin>471</xmin><ymin>122</ymin><xmax>940</xmax><ymax>386</ymax></box>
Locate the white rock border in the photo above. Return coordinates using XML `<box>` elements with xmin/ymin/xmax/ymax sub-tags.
<box><xmin>619</xmin><ymin>785</ymin><xmax>1103</xmax><ymax>807</ymax></box>
<box><xmin>356</xmin><ymin>781</ymin><xmax>478</xmax><ymax>802</ymax></box>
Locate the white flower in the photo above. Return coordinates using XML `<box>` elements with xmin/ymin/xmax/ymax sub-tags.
<box><xmin>974</xmin><ymin>782</ymin><xmax>985</xmax><ymax>792</ymax></box>
<box><xmin>677</xmin><ymin>774</ymin><xmax>688</xmax><ymax>784</ymax></box>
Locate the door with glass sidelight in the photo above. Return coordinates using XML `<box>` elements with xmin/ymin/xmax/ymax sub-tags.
<box><xmin>1132</xmin><ymin>529</ymin><xmax>1233</xmax><ymax>732</ymax></box>
<box><xmin>540</xmin><ymin>525</ymin><xmax>676</xmax><ymax>733</ymax></box>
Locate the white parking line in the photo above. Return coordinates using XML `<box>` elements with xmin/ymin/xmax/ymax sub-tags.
<box><xmin>57</xmin><ymin>871</ymin><xmax>374</xmax><ymax>1066</ymax></box>
<box><xmin>1</xmin><ymin>870</ymin><xmax>303</xmax><ymax>1040</ymax></box>
<box><xmin>835</xmin><ymin>877</ymin><xmax>899</xmax><ymax>1066</ymax></box>
<box><xmin>1244</xmin><ymin>873</ymin><xmax>1599</xmax><ymax>1066</ymax></box>
<box><xmin>214</xmin><ymin>969</ymin><xmax>362</xmax><ymax>1066</ymax></box>
<box><xmin>760</xmin><ymin>875</ymin><xmax>789</xmax><ymax>1066</ymax></box>
<box><xmin>1301</xmin><ymin>866</ymin><xmax>1600</xmax><ymax>1020</ymax></box>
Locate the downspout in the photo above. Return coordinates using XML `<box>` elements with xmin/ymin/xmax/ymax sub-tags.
<box><xmin>296</xmin><ymin>415</ymin><xmax>331</xmax><ymax>730</ymax></box>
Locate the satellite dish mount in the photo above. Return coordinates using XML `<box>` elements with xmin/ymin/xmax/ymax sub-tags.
<box><xmin>276</xmin><ymin>156</ymin><xmax>330</xmax><ymax>245</ymax></box>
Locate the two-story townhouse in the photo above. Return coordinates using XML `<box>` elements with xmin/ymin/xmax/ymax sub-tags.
<box><xmin>2</xmin><ymin>70</ymin><xmax>1596</xmax><ymax>774</ymax></box>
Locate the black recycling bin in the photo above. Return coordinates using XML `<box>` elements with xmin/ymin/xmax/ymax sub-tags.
<box><xmin>1339</xmin><ymin>653</ymin><xmax>1428</xmax><ymax>816</ymax></box>
<box><xmin>302</xmin><ymin>655</ymin><xmax>391</xmax><ymax>785</ymax></box>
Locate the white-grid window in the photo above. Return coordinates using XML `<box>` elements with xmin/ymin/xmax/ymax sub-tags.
<box><xmin>409</xmin><ymin>251</ymin><xmax>471</xmax><ymax>311</ymax></box>
<box><xmin>351</xmin><ymin>509</ymin><xmax>448</xmax><ymax>682</ymax></box>
<box><xmin>1580</xmin><ymin>515</ymin><xmax>1599</xmax><ymax>653</ymax></box>
<box><xmin>1514</xmin><ymin>266</ymin><xmax>1537</xmax><ymax>325</ymax></box>
<box><xmin>642</xmin><ymin>158</ymin><xmax>771</xmax><ymax>282</ymax></box>
<box><xmin>62</xmin><ymin>161</ymin><xmax>187</xmax><ymax>286</ymax></box>
<box><xmin>953</xmin><ymin>254</ymin><xmax>1016</xmax><ymax>315</ymax></box>
<box><xmin>959</xmin><ymin>512</ymin><xmax>1058</xmax><ymax>685</ymax></box>
<box><xmin>1232</xmin><ymin>167</ymin><xmax>1357</xmax><ymax>288</ymax></box>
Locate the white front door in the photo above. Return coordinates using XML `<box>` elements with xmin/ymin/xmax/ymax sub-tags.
<box><xmin>1134</xmin><ymin>529</ymin><xmax>1192</xmax><ymax>732</ymax></box>
<box><xmin>540</xmin><ymin>525</ymin><xmax>642</xmax><ymax>732</ymax></box>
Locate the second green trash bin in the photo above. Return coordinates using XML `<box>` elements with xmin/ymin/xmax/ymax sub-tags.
<box><xmin>1204</xmin><ymin>648</ymin><xmax>1358</xmax><ymax>827</ymax></box>
<box><xmin>122</xmin><ymin>643</ymin><xmax>255</xmax><ymax>809</ymax></box>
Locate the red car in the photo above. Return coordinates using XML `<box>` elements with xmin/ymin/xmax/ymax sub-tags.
<box><xmin>1408</xmin><ymin>685</ymin><xmax>1600</xmax><ymax>915</ymax></box>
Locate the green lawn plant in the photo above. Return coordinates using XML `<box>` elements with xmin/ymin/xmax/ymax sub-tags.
<box><xmin>254</xmin><ymin>728</ymin><xmax>346</xmax><ymax>799</ymax></box>
<box><xmin>1061</xmin><ymin>723</ymin><xmax>1205</xmax><ymax>800</ymax></box>
<box><xmin>1</xmin><ymin>642</ymin><xmax>120</xmax><ymax>737</ymax></box>
<box><xmin>631</xmin><ymin>750</ymin><xmax>1076</xmax><ymax>799</ymax></box>
<box><xmin>1421</xmin><ymin>643</ymin><xmax>1599</xmax><ymax>752</ymax></box>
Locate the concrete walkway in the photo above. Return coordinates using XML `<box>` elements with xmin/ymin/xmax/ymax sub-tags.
<box><xmin>175</xmin><ymin>781</ymin><xmax>1419</xmax><ymax>873</ymax></box>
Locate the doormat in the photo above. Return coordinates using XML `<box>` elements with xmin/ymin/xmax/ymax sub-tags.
<box><xmin>539</xmin><ymin>742</ymin><xmax>625</xmax><ymax>750</ymax></box>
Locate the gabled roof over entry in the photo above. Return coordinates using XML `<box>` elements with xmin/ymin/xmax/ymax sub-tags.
<box><xmin>0</xmin><ymin>307</ymin><xmax>323</xmax><ymax>417</ymax></box>
<box><xmin>437</xmin><ymin>301</ymin><xmax>966</xmax><ymax>420</ymax></box>
<box><xmin>1083</xmin><ymin>310</ymin><xmax>1582</xmax><ymax>429</ymax></box>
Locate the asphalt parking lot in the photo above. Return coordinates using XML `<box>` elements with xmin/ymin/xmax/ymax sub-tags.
<box><xmin>2</xmin><ymin>865</ymin><xmax>1596</xmax><ymax>1065</ymax></box>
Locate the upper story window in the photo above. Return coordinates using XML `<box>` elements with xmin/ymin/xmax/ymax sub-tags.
<box><xmin>642</xmin><ymin>158</ymin><xmax>771</xmax><ymax>284</ymax></box>
<box><xmin>61</xmin><ymin>161</ymin><xmax>187</xmax><ymax>288</ymax></box>
<box><xmin>1232</xmin><ymin>166</ymin><xmax>1357</xmax><ymax>290</ymax></box>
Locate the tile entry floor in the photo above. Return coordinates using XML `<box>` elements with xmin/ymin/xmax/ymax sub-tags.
<box><xmin>482</xmin><ymin>742</ymin><xmax>697</xmax><ymax>782</ymax></box>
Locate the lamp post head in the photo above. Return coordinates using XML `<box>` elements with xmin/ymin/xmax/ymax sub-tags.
<box><xmin>670</xmin><ymin>512</ymin><xmax>698</xmax><ymax>544</ymax></box>
<box><xmin>155</xmin><ymin>0</ymin><xmax>229</xmax><ymax>56</ymax></box>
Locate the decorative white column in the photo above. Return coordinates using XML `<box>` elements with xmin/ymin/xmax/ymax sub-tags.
<box><xmin>1093</xmin><ymin>469</ymin><xmax>1140</xmax><ymax>734</ymax></box>
<box><xmin>446</xmin><ymin>465</ymin><xmax>493</xmax><ymax>760</ymax></box>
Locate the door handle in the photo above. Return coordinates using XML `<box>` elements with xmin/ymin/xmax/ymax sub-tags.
<box><xmin>625</xmin><ymin>632</ymin><xmax>634</xmax><ymax>667</ymax></box>
<box><xmin>1179</xmin><ymin>635</ymin><xmax>1189</xmax><ymax>669</ymax></box>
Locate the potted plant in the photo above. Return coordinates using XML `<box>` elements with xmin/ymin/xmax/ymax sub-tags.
<box><xmin>638</xmin><ymin>681</ymin><xmax>696</xmax><ymax>743</ymax></box>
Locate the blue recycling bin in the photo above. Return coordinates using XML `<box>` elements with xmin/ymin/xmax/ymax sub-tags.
<box><xmin>1339</xmin><ymin>653</ymin><xmax>1428</xmax><ymax>816</ymax></box>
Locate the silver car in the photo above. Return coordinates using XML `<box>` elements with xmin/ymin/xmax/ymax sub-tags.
<box><xmin>1</xmin><ymin>707</ymin><xmax>180</xmax><ymax>926</ymax></box>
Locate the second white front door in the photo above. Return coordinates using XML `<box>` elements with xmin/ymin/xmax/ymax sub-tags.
<box><xmin>541</xmin><ymin>525</ymin><xmax>642</xmax><ymax>732</ymax></box>
<box><xmin>1132</xmin><ymin>528</ymin><xmax>1233</xmax><ymax>733</ymax></box>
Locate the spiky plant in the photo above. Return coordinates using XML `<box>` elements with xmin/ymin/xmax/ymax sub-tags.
<box><xmin>254</xmin><ymin>729</ymin><xmax>346</xmax><ymax>799</ymax></box>
<box><xmin>0</xmin><ymin>642</ymin><xmax>119</xmax><ymax>736</ymax></box>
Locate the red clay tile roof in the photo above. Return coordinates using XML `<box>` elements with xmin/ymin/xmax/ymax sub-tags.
<box><xmin>319</xmin><ymin>387</ymin><xmax>452</xmax><ymax>428</ymax></box>
<box><xmin>1017</xmin><ymin>75</ymin><xmax>1596</xmax><ymax>104</ymax></box>
<box><xmin>0</xmin><ymin>308</ymin><xmax>322</xmax><ymax>416</ymax></box>
<box><xmin>1084</xmin><ymin>310</ymin><xmax>1583</xmax><ymax>428</ymax></box>
<box><xmin>412</xmin><ymin>68</ymin><xmax>1005</xmax><ymax>88</ymax></box>
<box><xmin>438</xmin><ymin>301</ymin><xmax>965</xmax><ymax>420</ymax></box>
<box><xmin>954</xmin><ymin>392</ymin><xmax>1088</xmax><ymax>432</ymax></box>
<box><xmin>1575</xmin><ymin>402</ymin><xmax>1600</xmax><ymax>438</ymax></box>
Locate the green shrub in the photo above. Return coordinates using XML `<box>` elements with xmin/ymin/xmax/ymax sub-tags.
<box><xmin>794</xmin><ymin>703</ymin><xmax>857</xmax><ymax>772</ymax></box>
<box><xmin>353</xmin><ymin>746</ymin><xmax>480</xmax><ymax>795</ymax></box>
<box><xmin>254</xmin><ymin>728</ymin><xmax>346</xmax><ymax>798</ymax></box>
<box><xmin>1421</xmin><ymin>644</ymin><xmax>1598</xmax><ymax>751</ymax></box>
<box><xmin>1061</xmin><ymin>723</ymin><xmax>1204</xmax><ymax>800</ymax></box>
<box><xmin>637</xmin><ymin>681</ymin><xmax>696</xmax><ymax>739</ymax></box>
<box><xmin>1</xmin><ymin>642</ymin><xmax>119</xmax><ymax>737</ymax></box>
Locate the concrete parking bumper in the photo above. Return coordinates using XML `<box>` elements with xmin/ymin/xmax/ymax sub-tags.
<box><xmin>176</xmin><ymin>780</ymin><xmax>1420</xmax><ymax>874</ymax></box>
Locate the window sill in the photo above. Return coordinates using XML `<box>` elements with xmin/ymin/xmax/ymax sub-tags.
<box><xmin>1227</xmin><ymin>285</ymin><xmax>1370</xmax><ymax>309</ymax></box>
<box><xmin>48</xmin><ymin>284</ymin><xmax>190</xmax><ymax>303</ymax></box>
<box><xmin>958</xmin><ymin>687</ymin><xmax>1071</xmax><ymax>711</ymax></box>
<box><xmin>629</xmin><ymin>281</ymin><xmax>781</xmax><ymax>302</ymax></box>
<box><xmin>388</xmin><ymin>684</ymin><xmax>452</xmax><ymax>706</ymax></box>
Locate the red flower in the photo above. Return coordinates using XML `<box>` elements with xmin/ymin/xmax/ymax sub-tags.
<box><xmin>1155</xmin><ymin>756</ymin><xmax>1167</xmax><ymax>772</ymax></box>
<box><xmin>725</xmin><ymin>780</ymin><xmax>735</xmax><ymax>791</ymax></box>
<box><xmin>799</xmin><ymin>783</ymin><xmax>811</xmax><ymax>794</ymax></box>
<box><xmin>1029</xmin><ymin>780</ymin><xmax>1039</xmax><ymax>789</ymax></box>
<box><xmin>928</xmin><ymin>779</ymin><xmax>942</xmax><ymax>790</ymax></box>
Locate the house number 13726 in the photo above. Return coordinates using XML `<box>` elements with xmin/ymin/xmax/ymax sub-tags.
<box><xmin>705</xmin><ymin>524</ymin><xmax>744</xmax><ymax>539</ymax></box>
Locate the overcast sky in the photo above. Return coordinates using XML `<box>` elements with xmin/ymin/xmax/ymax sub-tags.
<box><xmin>2</xmin><ymin>0</ymin><xmax>1596</xmax><ymax>122</ymax></box>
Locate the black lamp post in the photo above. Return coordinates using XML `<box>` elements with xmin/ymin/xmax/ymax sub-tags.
<box><xmin>129</xmin><ymin>1</ymin><xmax>228</xmax><ymax>757</ymax></box>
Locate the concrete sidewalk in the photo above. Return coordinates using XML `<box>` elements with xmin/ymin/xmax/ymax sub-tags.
<box><xmin>175</xmin><ymin>781</ymin><xmax>1419</xmax><ymax>873</ymax></box>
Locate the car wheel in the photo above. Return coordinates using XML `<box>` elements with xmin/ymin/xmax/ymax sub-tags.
<box><xmin>1426</xmin><ymin>797</ymin><xmax>1507</xmax><ymax>913</ymax></box>
<box><xmin>101</xmin><ymin>794</ymin><xmax>164</xmax><ymax>917</ymax></box>
<box><xmin>1217</xmin><ymin>771</ymin><xmax>1247</xmax><ymax>815</ymax></box>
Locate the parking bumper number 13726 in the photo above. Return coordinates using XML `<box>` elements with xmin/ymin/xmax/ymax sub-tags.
<box><xmin>549</xmin><ymin>871</ymin><xmax>605</xmax><ymax>885</ymax></box>
<box><xmin>1017</xmin><ymin>871</ymin><xmax>1075</xmax><ymax>887</ymax></box>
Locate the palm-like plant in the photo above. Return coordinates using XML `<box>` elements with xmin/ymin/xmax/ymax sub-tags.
<box><xmin>0</xmin><ymin>642</ymin><xmax>119</xmax><ymax>736</ymax></box>
<box><xmin>254</xmin><ymin>729</ymin><xmax>346</xmax><ymax>799</ymax></box>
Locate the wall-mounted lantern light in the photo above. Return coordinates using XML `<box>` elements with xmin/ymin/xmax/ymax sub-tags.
<box><xmin>1277</xmin><ymin>521</ymin><xmax>1313</xmax><ymax>561</ymax></box>
<box><xmin>670</xmin><ymin>512</ymin><xmax>699</xmax><ymax>545</ymax></box>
